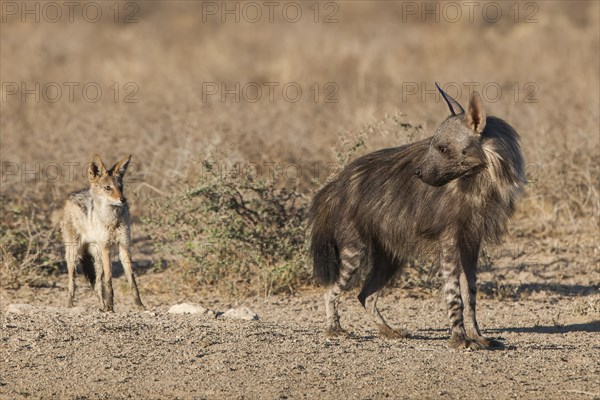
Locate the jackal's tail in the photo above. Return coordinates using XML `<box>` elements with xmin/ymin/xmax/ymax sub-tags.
<box><xmin>80</xmin><ymin>244</ymin><xmax>96</xmax><ymax>286</ymax></box>
<box><xmin>309</xmin><ymin>191</ymin><xmax>340</xmax><ymax>285</ymax></box>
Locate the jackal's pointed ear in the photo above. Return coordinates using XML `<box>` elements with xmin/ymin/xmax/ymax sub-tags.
<box><xmin>88</xmin><ymin>154</ymin><xmax>107</xmax><ymax>182</ymax></box>
<box><xmin>464</xmin><ymin>91</ymin><xmax>486</xmax><ymax>134</ymax></box>
<box><xmin>436</xmin><ymin>82</ymin><xmax>465</xmax><ymax>116</ymax></box>
<box><xmin>109</xmin><ymin>155</ymin><xmax>132</xmax><ymax>178</ymax></box>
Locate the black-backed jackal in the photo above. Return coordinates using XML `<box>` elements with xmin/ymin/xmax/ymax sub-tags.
<box><xmin>62</xmin><ymin>154</ymin><xmax>144</xmax><ymax>311</ymax></box>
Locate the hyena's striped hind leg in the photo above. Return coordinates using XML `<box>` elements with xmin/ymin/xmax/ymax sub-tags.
<box><xmin>324</xmin><ymin>242</ymin><xmax>367</xmax><ymax>337</ymax></box>
<box><xmin>358</xmin><ymin>252</ymin><xmax>407</xmax><ymax>339</ymax></box>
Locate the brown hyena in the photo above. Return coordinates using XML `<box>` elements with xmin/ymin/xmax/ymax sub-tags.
<box><xmin>309</xmin><ymin>83</ymin><xmax>525</xmax><ymax>349</ymax></box>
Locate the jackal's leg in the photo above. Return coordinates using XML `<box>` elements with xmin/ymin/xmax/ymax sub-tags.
<box><xmin>459</xmin><ymin>242</ymin><xmax>502</xmax><ymax>349</ymax></box>
<box><xmin>92</xmin><ymin>249</ymin><xmax>105</xmax><ymax>310</ymax></box>
<box><xmin>64</xmin><ymin>240</ymin><xmax>79</xmax><ymax>308</ymax></box>
<box><xmin>119</xmin><ymin>245</ymin><xmax>144</xmax><ymax>309</ymax></box>
<box><xmin>358</xmin><ymin>254</ymin><xmax>406</xmax><ymax>338</ymax></box>
<box><xmin>324</xmin><ymin>243</ymin><xmax>366</xmax><ymax>336</ymax></box>
<box><xmin>101</xmin><ymin>247</ymin><xmax>114</xmax><ymax>312</ymax></box>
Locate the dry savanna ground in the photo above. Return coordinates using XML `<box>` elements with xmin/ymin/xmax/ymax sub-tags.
<box><xmin>1</xmin><ymin>1</ymin><xmax>599</xmax><ymax>399</ymax></box>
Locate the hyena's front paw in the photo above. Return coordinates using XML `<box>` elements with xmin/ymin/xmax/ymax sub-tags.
<box><xmin>449</xmin><ymin>334</ymin><xmax>479</xmax><ymax>350</ymax></box>
<box><xmin>377</xmin><ymin>324</ymin><xmax>410</xmax><ymax>339</ymax></box>
<box><xmin>449</xmin><ymin>333</ymin><xmax>502</xmax><ymax>350</ymax></box>
<box><xmin>468</xmin><ymin>335</ymin><xmax>504</xmax><ymax>350</ymax></box>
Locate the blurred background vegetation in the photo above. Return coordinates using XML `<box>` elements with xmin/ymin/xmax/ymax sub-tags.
<box><xmin>1</xmin><ymin>1</ymin><xmax>598</xmax><ymax>297</ymax></box>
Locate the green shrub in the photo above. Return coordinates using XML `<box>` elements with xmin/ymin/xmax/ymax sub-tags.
<box><xmin>0</xmin><ymin>194</ymin><xmax>63</xmax><ymax>289</ymax></box>
<box><xmin>143</xmin><ymin>160</ymin><xmax>309</xmax><ymax>296</ymax></box>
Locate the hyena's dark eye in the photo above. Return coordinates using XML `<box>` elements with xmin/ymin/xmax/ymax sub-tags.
<box><xmin>104</xmin><ymin>185</ymin><xmax>111</xmax><ymax>191</ymax></box>
<box><xmin>438</xmin><ymin>145</ymin><xmax>447</xmax><ymax>153</ymax></box>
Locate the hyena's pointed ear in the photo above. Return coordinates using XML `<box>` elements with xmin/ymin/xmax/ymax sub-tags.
<box><xmin>436</xmin><ymin>82</ymin><xmax>465</xmax><ymax>116</ymax></box>
<box><xmin>109</xmin><ymin>154</ymin><xmax>132</xmax><ymax>177</ymax></box>
<box><xmin>464</xmin><ymin>91</ymin><xmax>487</xmax><ymax>134</ymax></box>
<box><xmin>88</xmin><ymin>154</ymin><xmax>107</xmax><ymax>182</ymax></box>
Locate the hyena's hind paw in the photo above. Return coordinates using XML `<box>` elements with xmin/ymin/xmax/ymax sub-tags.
<box><xmin>377</xmin><ymin>324</ymin><xmax>410</xmax><ymax>339</ymax></box>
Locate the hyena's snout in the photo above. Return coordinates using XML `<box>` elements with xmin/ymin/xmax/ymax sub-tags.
<box><xmin>416</xmin><ymin>162</ymin><xmax>449</xmax><ymax>187</ymax></box>
<box><xmin>414</xmin><ymin>162</ymin><xmax>439</xmax><ymax>184</ymax></box>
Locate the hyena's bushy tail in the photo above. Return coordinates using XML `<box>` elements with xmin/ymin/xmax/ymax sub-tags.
<box><xmin>309</xmin><ymin>193</ymin><xmax>340</xmax><ymax>285</ymax></box>
<box><xmin>80</xmin><ymin>244</ymin><xmax>96</xmax><ymax>286</ymax></box>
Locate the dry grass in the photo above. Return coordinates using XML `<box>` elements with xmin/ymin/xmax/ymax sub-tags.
<box><xmin>1</xmin><ymin>1</ymin><xmax>598</xmax><ymax>296</ymax></box>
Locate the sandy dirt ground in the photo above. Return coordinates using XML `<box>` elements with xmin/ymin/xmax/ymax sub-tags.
<box><xmin>1</xmin><ymin>281</ymin><xmax>598</xmax><ymax>400</ymax></box>
<box><xmin>1</xmin><ymin>2</ymin><xmax>599</xmax><ymax>399</ymax></box>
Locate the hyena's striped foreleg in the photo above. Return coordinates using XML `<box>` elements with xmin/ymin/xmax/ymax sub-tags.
<box><xmin>358</xmin><ymin>252</ymin><xmax>407</xmax><ymax>338</ymax></box>
<box><xmin>324</xmin><ymin>241</ymin><xmax>367</xmax><ymax>336</ymax></box>
<box><xmin>459</xmin><ymin>242</ymin><xmax>502</xmax><ymax>349</ymax></box>
<box><xmin>442</xmin><ymin>242</ymin><xmax>494</xmax><ymax>350</ymax></box>
<box><xmin>440</xmin><ymin>243</ymin><xmax>472</xmax><ymax>349</ymax></box>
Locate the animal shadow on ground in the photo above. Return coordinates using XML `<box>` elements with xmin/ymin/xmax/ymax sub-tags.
<box><xmin>342</xmin><ymin>328</ymin><xmax>500</xmax><ymax>347</ymax></box>
<box><xmin>478</xmin><ymin>282</ymin><xmax>599</xmax><ymax>297</ymax></box>
<box><xmin>409</xmin><ymin>328</ymin><xmax>452</xmax><ymax>342</ymax></box>
<box><xmin>489</xmin><ymin>321</ymin><xmax>600</xmax><ymax>335</ymax></box>
<box><xmin>335</xmin><ymin>322</ymin><xmax>599</xmax><ymax>348</ymax></box>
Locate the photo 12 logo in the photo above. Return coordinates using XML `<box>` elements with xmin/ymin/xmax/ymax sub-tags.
<box><xmin>199</xmin><ymin>159</ymin><xmax>340</xmax><ymax>185</ymax></box>
<box><xmin>1</xmin><ymin>1</ymin><xmax>139</xmax><ymax>23</ymax></box>
<box><xmin>1</xmin><ymin>161</ymin><xmax>141</xmax><ymax>184</ymax></box>
<box><xmin>201</xmin><ymin>1</ymin><xmax>339</xmax><ymax>23</ymax></box>
<box><xmin>1</xmin><ymin>82</ymin><xmax>140</xmax><ymax>104</ymax></box>
<box><xmin>401</xmin><ymin>81</ymin><xmax>539</xmax><ymax>104</ymax></box>
<box><xmin>201</xmin><ymin>82</ymin><xmax>339</xmax><ymax>104</ymax></box>
<box><xmin>399</xmin><ymin>1</ymin><xmax>539</xmax><ymax>24</ymax></box>
<box><xmin>64</xmin><ymin>241</ymin><xmax>142</xmax><ymax>264</ymax></box>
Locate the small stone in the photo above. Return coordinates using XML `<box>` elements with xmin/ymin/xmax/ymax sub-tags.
<box><xmin>5</xmin><ymin>304</ymin><xmax>36</xmax><ymax>314</ymax></box>
<box><xmin>168</xmin><ymin>303</ymin><xmax>208</xmax><ymax>315</ymax></box>
<box><xmin>63</xmin><ymin>306</ymin><xmax>86</xmax><ymax>314</ymax></box>
<box><xmin>143</xmin><ymin>310</ymin><xmax>157</xmax><ymax>317</ymax></box>
<box><xmin>221</xmin><ymin>306</ymin><xmax>259</xmax><ymax>321</ymax></box>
